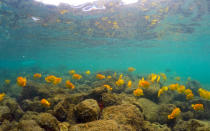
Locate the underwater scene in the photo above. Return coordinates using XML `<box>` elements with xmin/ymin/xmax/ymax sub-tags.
<box><xmin>0</xmin><ymin>0</ymin><xmax>210</xmax><ymax>130</ymax></box>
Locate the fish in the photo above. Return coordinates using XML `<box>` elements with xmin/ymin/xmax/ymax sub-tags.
<box><xmin>0</xmin><ymin>93</ymin><xmax>5</xmax><ymax>101</ymax></box>
<box><xmin>5</xmin><ymin>80</ymin><xmax>11</xmax><ymax>84</ymax></box>
<box><xmin>66</xmin><ymin>80</ymin><xmax>75</xmax><ymax>89</ymax></box>
<box><xmin>69</xmin><ymin>70</ymin><xmax>75</xmax><ymax>75</ymax></box>
<box><xmin>104</xmin><ymin>85</ymin><xmax>112</xmax><ymax>91</ymax></box>
<box><xmin>128</xmin><ymin>67</ymin><xmax>136</xmax><ymax>72</ymax></box>
<box><xmin>116</xmin><ymin>79</ymin><xmax>124</xmax><ymax>86</ymax></box>
<box><xmin>17</xmin><ymin>77</ymin><xmax>27</xmax><ymax>87</ymax></box>
<box><xmin>175</xmin><ymin>77</ymin><xmax>181</xmax><ymax>81</ymax></box>
<box><xmin>127</xmin><ymin>80</ymin><xmax>132</xmax><ymax>88</ymax></box>
<box><xmin>168</xmin><ymin>108</ymin><xmax>181</xmax><ymax>119</ymax></box>
<box><xmin>33</xmin><ymin>73</ymin><xmax>42</xmax><ymax>79</ymax></box>
<box><xmin>107</xmin><ymin>75</ymin><xmax>112</xmax><ymax>79</ymax></box>
<box><xmin>96</xmin><ymin>74</ymin><xmax>105</xmax><ymax>80</ymax></box>
<box><xmin>169</xmin><ymin>83</ymin><xmax>179</xmax><ymax>90</ymax></box>
<box><xmin>186</xmin><ymin>93</ymin><xmax>194</xmax><ymax>100</ymax></box>
<box><xmin>198</xmin><ymin>88</ymin><xmax>210</xmax><ymax>100</ymax></box>
<box><xmin>31</xmin><ymin>16</ymin><xmax>40</xmax><ymax>21</ymax></box>
<box><xmin>60</xmin><ymin>9</ymin><xmax>68</xmax><ymax>15</ymax></box>
<box><xmin>177</xmin><ymin>85</ymin><xmax>186</xmax><ymax>94</ymax></box>
<box><xmin>192</xmin><ymin>104</ymin><xmax>204</xmax><ymax>111</ymax></box>
<box><xmin>45</xmin><ymin>75</ymin><xmax>62</xmax><ymax>85</ymax></box>
<box><xmin>40</xmin><ymin>98</ymin><xmax>50</xmax><ymax>107</ymax></box>
<box><xmin>72</xmin><ymin>74</ymin><xmax>82</xmax><ymax>80</ymax></box>
<box><xmin>85</xmin><ymin>70</ymin><xmax>91</xmax><ymax>75</ymax></box>
<box><xmin>160</xmin><ymin>73</ymin><xmax>167</xmax><ymax>81</ymax></box>
<box><xmin>133</xmin><ymin>88</ymin><xmax>144</xmax><ymax>96</ymax></box>
<box><xmin>139</xmin><ymin>77</ymin><xmax>150</xmax><ymax>88</ymax></box>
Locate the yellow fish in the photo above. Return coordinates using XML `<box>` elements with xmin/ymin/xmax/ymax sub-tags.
<box><xmin>72</xmin><ymin>74</ymin><xmax>82</xmax><ymax>80</ymax></box>
<box><xmin>104</xmin><ymin>85</ymin><xmax>112</xmax><ymax>91</ymax></box>
<box><xmin>60</xmin><ymin>9</ymin><xmax>68</xmax><ymax>15</ymax></box>
<box><xmin>40</xmin><ymin>99</ymin><xmax>50</xmax><ymax>107</ymax></box>
<box><xmin>168</xmin><ymin>108</ymin><xmax>181</xmax><ymax>119</ymax></box>
<box><xmin>69</xmin><ymin>70</ymin><xmax>75</xmax><ymax>75</ymax></box>
<box><xmin>0</xmin><ymin>93</ymin><xmax>5</xmax><ymax>101</ymax></box>
<box><xmin>127</xmin><ymin>80</ymin><xmax>132</xmax><ymax>88</ymax></box>
<box><xmin>66</xmin><ymin>80</ymin><xmax>75</xmax><ymax>89</ymax></box>
<box><xmin>192</xmin><ymin>104</ymin><xmax>204</xmax><ymax>111</ymax></box>
<box><xmin>133</xmin><ymin>88</ymin><xmax>144</xmax><ymax>96</ymax></box>
<box><xmin>5</xmin><ymin>80</ymin><xmax>11</xmax><ymax>85</ymax></box>
<box><xmin>17</xmin><ymin>77</ymin><xmax>27</xmax><ymax>87</ymax></box>
<box><xmin>128</xmin><ymin>67</ymin><xmax>136</xmax><ymax>72</ymax></box>
<box><xmin>85</xmin><ymin>70</ymin><xmax>91</xmax><ymax>75</ymax></box>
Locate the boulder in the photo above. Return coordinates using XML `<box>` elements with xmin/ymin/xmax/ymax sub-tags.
<box><xmin>74</xmin><ymin>99</ymin><xmax>100</xmax><ymax>123</ymax></box>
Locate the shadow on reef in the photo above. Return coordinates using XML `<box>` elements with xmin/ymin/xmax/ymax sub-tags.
<box><xmin>0</xmin><ymin>71</ymin><xmax>209</xmax><ymax>131</ymax></box>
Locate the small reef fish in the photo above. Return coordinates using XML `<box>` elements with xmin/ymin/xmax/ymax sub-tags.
<box><xmin>139</xmin><ymin>77</ymin><xmax>150</xmax><ymax>88</ymax></box>
<box><xmin>72</xmin><ymin>74</ymin><xmax>82</xmax><ymax>80</ymax></box>
<box><xmin>69</xmin><ymin>70</ymin><xmax>75</xmax><ymax>75</ymax></box>
<box><xmin>60</xmin><ymin>9</ymin><xmax>68</xmax><ymax>15</ymax></box>
<box><xmin>45</xmin><ymin>75</ymin><xmax>62</xmax><ymax>85</ymax></box>
<box><xmin>113</xmin><ymin>72</ymin><xmax>117</xmax><ymax>77</ymax></box>
<box><xmin>17</xmin><ymin>77</ymin><xmax>27</xmax><ymax>87</ymax></box>
<box><xmin>5</xmin><ymin>80</ymin><xmax>11</xmax><ymax>85</ymax></box>
<box><xmin>198</xmin><ymin>88</ymin><xmax>210</xmax><ymax>100</ymax></box>
<box><xmin>128</xmin><ymin>67</ymin><xmax>136</xmax><ymax>72</ymax></box>
<box><xmin>107</xmin><ymin>75</ymin><xmax>112</xmax><ymax>79</ymax></box>
<box><xmin>85</xmin><ymin>70</ymin><xmax>91</xmax><ymax>75</ymax></box>
<box><xmin>96</xmin><ymin>74</ymin><xmax>105</xmax><ymax>80</ymax></box>
<box><xmin>192</xmin><ymin>104</ymin><xmax>204</xmax><ymax>111</ymax></box>
<box><xmin>149</xmin><ymin>73</ymin><xmax>157</xmax><ymax>83</ymax></box>
<box><xmin>168</xmin><ymin>108</ymin><xmax>181</xmax><ymax>119</ymax></box>
<box><xmin>66</xmin><ymin>80</ymin><xmax>75</xmax><ymax>89</ymax></box>
<box><xmin>40</xmin><ymin>98</ymin><xmax>50</xmax><ymax>107</ymax></box>
<box><xmin>133</xmin><ymin>88</ymin><xmax>144</xmax><ymax>96</ymax></box>
<box><xmin>104</xmin><ymin>85</ymin><xmax>112</xmax><ymax>91</ymax></box>
<box><xmin>33</xmin><ymin>73</ymin><xmax>42</xmax><ymax>79</ymax></box>
<box><xmin>177</xmin><ymin>85</ymin><xmax>186</xmax><ymax>94</ymax></box>
<box><xmin>127</xmin><ymin>80</ymin><xmax>132</xmax><ymax>88</ymax></box>
<box><xmin>175</xmin><ymin>77</ymin><xmax>181</xmax><ymax>81</ymax></box>
<box><xmin>160</xmin><ymin>73</ymin><xmax>167</xmax><ymax>81</ymax></box>
<box><xmin>169</xmin><ymin>83</ymin><xmax>179</xmax><ymax>91</ymax></box>
<box><xmin>116</xmin><ymin>78</ymin><xmax>124</xmax><ymax>86</ymax></box>
<box><xmin>0</xmin><ymin>93</ymin><xmax>5</xmax><ymax>101</ymax></box>
<box><xmin>158</xmin><ymin>86</ymin><xmax>168</xmax><ymax>97</ymax></box>
<box><xmin>184</xmin><ymin>89</ymin><xmax>193</xmax><ymax>95</ymax></box>
<box><xmin>187</xmin><ymin>77</ymin><xmax>191</xmax><ymax>81</ymax></box>
<box><xmin>186</xmin><ymin>93</ymin><xmax>194</xmax><ymax>100</ymax></box>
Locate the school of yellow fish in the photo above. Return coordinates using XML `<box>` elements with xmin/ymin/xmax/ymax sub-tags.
<box><xmin>1</xmin><ymin>67</ymin><xmax>209</xmax><ymax>120</ymax></box>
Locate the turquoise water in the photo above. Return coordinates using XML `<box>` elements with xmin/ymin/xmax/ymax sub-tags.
<box><xmin>0</xmin><ymin>0</ymin><xmax>210</xmax><ymax>87</ymax></box>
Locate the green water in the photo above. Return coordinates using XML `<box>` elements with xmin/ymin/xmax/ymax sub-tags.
<box><xmin>0</xmin><ymin>0</ymin><xmax>210</xmax><ymax>88</ymax></box>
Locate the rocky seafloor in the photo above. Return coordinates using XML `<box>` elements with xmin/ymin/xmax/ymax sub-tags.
<box><xmin>0</xmin><ymin>71</ymin><xmax>210</xmax><ymax>131</ymax></box>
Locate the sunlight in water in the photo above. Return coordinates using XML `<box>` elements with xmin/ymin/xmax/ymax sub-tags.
<box><xmin>34</xmin><ymin>0</ymin><xmax>138</xmax><ymax>6</ymax></box>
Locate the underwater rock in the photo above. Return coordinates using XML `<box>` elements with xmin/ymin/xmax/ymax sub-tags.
<box><xmin>173</xmin><ymin>119</ymin><xmax>210</xmax><ymax>131</ymax></box>
<box><xmin>190</xmin><ymin>99</ymin><xmax>210</xmax><ymax>120</ymax></box>
<box><xmin>21</xmin><ymin>99</ymin><xmax>46</xmax><ymax>112</ymax></box>
<box><xmin>1</xmin><ymin>97</ymin><xmax>24</xmax><ymax>121</ymax></box>
<box><xmin>66</xmin><ymin>104</ymin><xmax>77</xmax><ymax>124</ymax></box>
<box><xmin>17</xmin><ymin>120</ymin><xmax>44</xmax><ymax>131</ymax></box>
<box><xmin>87</xmin><ymin>86</ymin><xmax>108</xmax><ymax>100</ymax></box>
<box><xmin>0</xmin><ymin>106</ymin><xmax>11</xmax><ymax>122</ymax></box>
<box><xmin>20</xmin><ymin>111</ymin><xmax>39</xmax><ymax>121</ymax></box>
<box><xmin>142</xmin><ymin>85</ymin><xmax>160</xmax><ymax>102</ymax></box>
<box><xmin>186</xmin><ymin>80</ymin><xmax>202</xmax><ymax>96</ymax></box>
<box><xmin>53</xmin><ymin>100</ymin><xmax>68</xmax><ymax>122</ymax></box>
<box><xmin>136</xmin><ymin>98</ymin><xmax>160</xmax><ymax>122</ymax></box>
<box><xmin>142</xmin><ymin>121</ymin><xmax>171</xmax><ymax>131</ymax></box>
<box><xmin>58</xmin><ymin>122</ymin><xmax>70</xmax><ymax>131</ymax></box>
<box><xmin>0</xmin><ymin>120</ymin><xmax>18</xmax><ymax>131</ymax></box>
<box><xmin>74</xmin><ymin>99</ymin><xmax>100</xmax><ymax>123</ymax></box>
<box><xmin>157</xmin><ymin>104</ymin><xmax>177</xmax><ymax>124</ymax></box>
<box><xmin>35</xmin><ymin>113</ymin><xmax>59</xmax><ymax>131</ymax></box>
<box><xmin>102</xmin><ymin>104</ymin><xmax>144</xmax><ymax>130</ymax></box>
<box><xmin>102</xmin><ymin>93</ymin><xmax>122</xmax><ymax>107</ymax></box>
<box><xmin>69</xmin><ymin>120</ymin><xmax>119</xmax><ymax>131</ymax></box>
<box><xmin>181</xmin><ymin>111</ymin><xmax>194</xmax><ymax>121</ymax></box>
